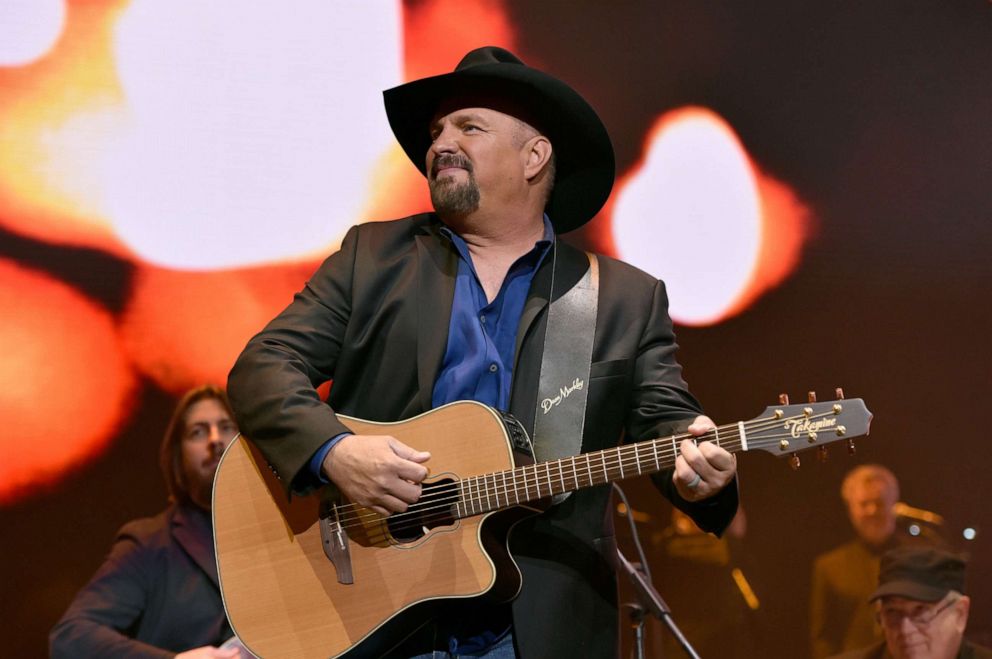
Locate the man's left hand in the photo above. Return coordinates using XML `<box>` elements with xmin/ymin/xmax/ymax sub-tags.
<box><xmin>672</xmin><ymin>415</ymin><xmax>737</xmax><ymax>502</ymax></box>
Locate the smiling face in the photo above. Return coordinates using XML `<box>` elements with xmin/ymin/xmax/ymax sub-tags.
<box><xmin>179</xmin><ymin>397</ymin><xmax>238</xmax><ymax>509</ymax></box>
<box><xmin>879</xmin><ymin>594</ymin><xmax>969</xmax><ymax>659</ymax></box>
<box><xmin>425</xmin><ymin>103</ymin><xmax>549</xmax><ymax>225</ymax></box>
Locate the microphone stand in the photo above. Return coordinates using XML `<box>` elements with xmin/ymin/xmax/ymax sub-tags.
<box><xmin>617</xmin><ymin>547</ymin><xmax>701</xmax><ymax>659</ymax></box>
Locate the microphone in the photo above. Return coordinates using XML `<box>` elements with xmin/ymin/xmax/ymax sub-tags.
<box><xmin>894</xmin><ymin>501</ymin><xmax>944</xmax><ymax>526</ymax></box>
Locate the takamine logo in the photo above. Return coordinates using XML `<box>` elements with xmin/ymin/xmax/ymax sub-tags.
<box><xmin>784</xmin><ymin>416</ymin><xmax>837</xmax><ymax>438</ymax></box>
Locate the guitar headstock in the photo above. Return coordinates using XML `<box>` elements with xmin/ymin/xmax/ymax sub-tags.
<box><xmin>744</xmin><ymin>389</ymin><xmax>872</xmax><ymax>467</ymax></box>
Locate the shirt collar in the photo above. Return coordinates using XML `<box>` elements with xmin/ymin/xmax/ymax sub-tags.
<box><xmin>440</xmin><ymin>214</ymin><xmax>555</xmax><ymax>264</ymax></box>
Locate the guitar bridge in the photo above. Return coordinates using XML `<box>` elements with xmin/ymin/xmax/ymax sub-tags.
<box><xmin>319</xmin><ymin>501</ymin><xmax>353</xmax><ymax>584</ymax></box>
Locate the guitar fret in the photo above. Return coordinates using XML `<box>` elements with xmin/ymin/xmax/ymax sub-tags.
<box><xmin>512</xmin><ymin>469</ymin><xmax>520</xmax><ymax>504</ymax></box>
<box><xmin>545</xmin><ymin>462</ymin><xmax>552</xmax><ymax>496</ymax></box>
<box><xmin>652</xmin><ymin>440</ymin><xmax>660</xmax><ymax>470</ymax></box>
<box><xmin>714</xmin><ymin>426</ymin><xmax>720</xmax><ymax>448</ymax></box>
<box><xmin>618</xmin><ymin>449</ymin><xmax>624</xmax><ymax>479</ymax></box>
<box><xmin>571</xmin><ymin>459</ymin><xmax>579</xmax><ymax>491</ymax></box>
<box><xmin>456</xmin><ymin>482</ymin><xmax>464</xmax><ymax>518</ymax></box>
<box><xmin>600</xmin><ymin>451</ymin><xmax>608</xmax><ymax>484</ymax></box>
<box><xmin>489</xmin><ymin>474</ymin><xmax>499</xmax><ymax>510</ymax></box>
<box><xmin>533</xmin><ymin>464</ymin><xmax>541</xmax><ymax>498</ymax></box>
<box><xmin>634</xmin><ymin>444</ymin><xmax>641</xmax><ymax>475</ymax></box>
<box><xmin>558</xmin><ymin>459</ymin><xmax>566</xmax><ymax>493</ymax></box>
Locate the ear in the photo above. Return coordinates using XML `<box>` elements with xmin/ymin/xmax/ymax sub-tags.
<box><xmin>522</xmin><ymin>135</ymin><xmax>553</xmax><ymax>182</ymax></box>
<box><xmin>954</xmin><ymin>596</ymin><xmax>971</xmax><ymax>633</ymax></box>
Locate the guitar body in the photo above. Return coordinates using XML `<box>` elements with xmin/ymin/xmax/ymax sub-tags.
<box><xmin>212</xmin><ymin>401</ymin><xmax>534</xmax><ymax>659</ymax></box>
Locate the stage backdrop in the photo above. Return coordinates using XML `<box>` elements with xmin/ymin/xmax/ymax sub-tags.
<box><xmin>2</xmin><ymin>1</ymin><xmax>990</xmax><ymax>657</ymax></box>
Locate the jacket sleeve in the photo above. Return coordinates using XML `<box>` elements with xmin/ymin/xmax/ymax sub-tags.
<box><xmin>625</xmin><ymin>278</ymin><xmax>739</xmax><ymax>536</ymax></box>
<box><xmin>227</xmin><ymin>225</ymin><xmax>361</xmax><ymax>496</ymax></box>
<box><xmin>49</xmin><ymin>533</ymin><xmax>173</xmax><ymax>659</ymax></box>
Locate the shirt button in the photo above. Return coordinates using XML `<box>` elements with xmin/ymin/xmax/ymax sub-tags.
<box><xmin>489</xmin><ymin>363</ymin><xmax>499</xmax><ymax>373</ymax></box>
<box><xmin>480</xmin><ymin>314</ymin><xmax>487</xmax><ymax>324</ymax></box>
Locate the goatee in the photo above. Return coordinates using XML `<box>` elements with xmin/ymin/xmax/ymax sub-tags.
<box><xmin>429</xmin><ymin>155</ymin><xmax>480</xmax><ymax>217</ymax></box>
<box><xmin>430</xmin><ymin>177</ymin><xmax>481</xmax><ymax>217</ymax></box>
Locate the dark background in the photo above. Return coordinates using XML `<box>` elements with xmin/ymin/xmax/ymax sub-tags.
<box><xmin>3</xmin><ymin>1</ymin><xmax>990</xmax><ymax>656</ymax></box>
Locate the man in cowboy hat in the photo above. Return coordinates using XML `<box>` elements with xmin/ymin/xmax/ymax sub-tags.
<box><xmin>829</xmin><ymin>547</ymin><xmax>992</xmax><ymax>659</ymax></box>
<box><xmin>228</xmin><ymin>46</ymin><xmax>739</xmax><ymax>658</ymax></box>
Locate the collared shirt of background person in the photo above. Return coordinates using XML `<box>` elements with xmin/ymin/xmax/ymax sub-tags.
<box><xmin>828</xmin><ymin>547</ymin><xmax>992</xmax><ymax>659</ymax></box>
<box><xmin>227</xmin><ymin>46</ymin><xmax>740</xmax><ymax>659</ymax></box>
<box><xmin>812</xmin><ymin>464</ymin><xmax>925</xmax><ymax>658</ymax></box>
<box><xmin>50</xmin><ymin>385</ymin><xmax>241</xmax><ymax>659</ymax></box>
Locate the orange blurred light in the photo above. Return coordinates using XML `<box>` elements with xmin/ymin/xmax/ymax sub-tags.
<box><xmin>402</xmin><ymin>0</ymin><xmax>516</xmax><ymax>81</ymax></box>
<box><xmin>0</xmin><ymin>0</ymin><xmax>130</xmax><ymax>256</ymax></box>
<box><xmin>0</xmin><ymin>259</ymin><xmax>136</xmax><ymax>504</ymax></box>
<box><xmin>611</xmin><ymin>107</ymin><xmax>810</xmax><ymax>325</ymax></box>
<box><xmin>119</xmin><ymin>261</ymin><xmax>323</xmax><ymax>395</ymax></box>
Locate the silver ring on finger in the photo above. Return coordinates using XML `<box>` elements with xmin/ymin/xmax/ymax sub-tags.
<box><xmin>686</xmin><ymin>472</ymin><xmax>702</xmax><ymax>489</ymax></box>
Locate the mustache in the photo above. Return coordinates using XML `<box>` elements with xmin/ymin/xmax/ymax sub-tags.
<box><xmin>430</xmin><ymin>155</ymin><xmax>473</xmax><ymax>178</ymax></box>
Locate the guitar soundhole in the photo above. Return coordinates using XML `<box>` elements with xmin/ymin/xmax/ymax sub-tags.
<box><xmin>387</xmin><ymin>477</ymin><xmax>458</xmax><ymax>543</ymax></box>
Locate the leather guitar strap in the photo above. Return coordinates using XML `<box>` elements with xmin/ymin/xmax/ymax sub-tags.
<box><xmin>532</xmin><ymin>247</ymin><xmax>599</xmax><ymax>503</ymax></box>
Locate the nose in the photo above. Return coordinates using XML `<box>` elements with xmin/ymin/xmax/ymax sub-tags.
<box><xmin>429</xmin><ymin>123</ymin><xmax>458</xmax><ymax>157</ymax></box>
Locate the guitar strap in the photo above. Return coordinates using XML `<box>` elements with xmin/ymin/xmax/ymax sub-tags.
<box><xmin>532</xmin><ymin>246</ymin><xmax>599</xmax><ymax>503</ymax></box>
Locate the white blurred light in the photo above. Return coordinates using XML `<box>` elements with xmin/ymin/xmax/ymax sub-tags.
<box><xmin>102</xmin><ymin>0</ymin><xmax>403</xmax><ymax>269</ymax></box>
<box><xmin>963</xmin><ymin>527</ymin><xmax>977</xmax><ymax>541</ymax></box>
<box><xmin>0</xmin><ymin>0</ymin><xmax>65</xmax><ymax>67</ymax></box>
<box><xmin>908</xmin><ymin>524</ymin><xmax>921</xmax><ymax>537</ymax></box>
<box><xmin>613</xmin><ymin>110</ymin><xmax>761</xmax><ymax>326</ymax></box>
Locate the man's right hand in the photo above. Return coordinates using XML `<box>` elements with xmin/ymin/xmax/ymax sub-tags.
<box><xmin>322</xmin><ymin>435</ymin><xmax>431</xmax><ymax>516</ymax></box>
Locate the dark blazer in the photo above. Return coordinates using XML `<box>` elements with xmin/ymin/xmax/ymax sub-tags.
<box><xmin>50</xmin><ymin>504</ymin><xmax>232</xmax><ymax>659</ymax></box>
<box><xmin>227</xmin><ymin>213</ymin><xmax>738</xmax><ymax>658</ymax></box>
<box><xmin>829</xmin><ymin>639</ymin><xmax>992</xmax><ymax>659</ymax></box>
<box><xmin>811</xmin><ymin>539</ymin><xmax>887</xmax><ymax>658</ymax></box>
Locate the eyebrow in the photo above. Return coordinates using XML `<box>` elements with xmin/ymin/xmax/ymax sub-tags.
<box><xmin>430</xmin><ymin>112</ymin><xmax>491</xmax><ymax>133</ymax></box>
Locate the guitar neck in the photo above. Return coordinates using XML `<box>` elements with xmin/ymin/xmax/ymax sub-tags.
<box><xmin>452</xmin><ymin>396</ymin><xmax>867</xmax><ymax>519</ymax></box>
<box><xmin>453</xmin><ymin>424</ymin><xmax>744</xmax><ymax>519</ymax></box>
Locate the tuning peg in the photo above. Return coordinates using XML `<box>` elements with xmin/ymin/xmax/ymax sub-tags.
<box><xmin>818</xmin><ymin>446</ymin><xmax>829</xmax><ymax>463</ymax></box>
<box><xmin>789</xmin><ymin>453</ymin><xmax>801</xmax><ymax>470</ymax></box>
<box><xmin>847</xmin><ymin>439</ymin><xmax>857</xmax><ymax>455</ymax></box>
<box><xmin>808</xmin><ymin>391</ymin><xmax>817</xmax><ymax>403</ymax></box>
<box><xmin>835</xmin><ymin>387</ymin><xmax>845</xmax><ymax>399</ymax></box>
<box><xmin>779</xmin><ymin>393</ymin><xmax>790</xmax><ymax>405</ymax></box>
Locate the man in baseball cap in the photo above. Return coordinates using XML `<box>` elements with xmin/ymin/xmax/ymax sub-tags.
<box><xmin>831</xmin><ymin>547</ymin><xmax>992</xmax><ymax>659</ymax></box>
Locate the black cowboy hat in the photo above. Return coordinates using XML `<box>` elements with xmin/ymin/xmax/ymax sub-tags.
<box><xmin>383</xmin><ymin>46</ymin><xmax>615</xmax><ymax>234</ymax></box>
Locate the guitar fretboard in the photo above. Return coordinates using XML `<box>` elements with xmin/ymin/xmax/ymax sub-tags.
<box><xmin>453</xmin><ymin>427</ymin><xmax>748</xmax><ymax>518</ymax></box>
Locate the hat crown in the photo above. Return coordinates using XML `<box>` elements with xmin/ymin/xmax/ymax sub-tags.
<box><xmin>455</xmin><ymin>46</ymin><xmax>525</xmax><ymax>71</ymax></box>
<box><xmin>871</xmin><ymin>546</ymin><xmax>967</xmax><ymax>602</ymax></box>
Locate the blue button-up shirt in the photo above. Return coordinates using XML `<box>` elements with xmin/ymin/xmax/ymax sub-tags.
<box><xmin>432</xmin><ymin>218</ymin><xmax>553</xmax><ymax>410</ymax></box>
<box><xmin>308</xmin><ymin>216</ymin><xmax>553</xmax><ymax>479</ymax></box>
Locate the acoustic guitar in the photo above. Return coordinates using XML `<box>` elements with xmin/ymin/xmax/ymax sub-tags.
<box><xmin>213</xmin><ymin>393</ymin><xmax>872</xmax><ymax>658</ymax></box>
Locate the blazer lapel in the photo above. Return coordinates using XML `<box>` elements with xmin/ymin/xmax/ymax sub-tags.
<box><xmin>171</xmin><ymin>505</ymin><xmax>219</xmax><ymax>587</ymax></box>
<box><xmin>415</xmin><ymin>226</ymin><xmax>458</xmax><ymax>413</ymax></box>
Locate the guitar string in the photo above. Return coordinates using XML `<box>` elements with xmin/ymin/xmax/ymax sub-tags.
<box><xmin>345</xmin><ymin>422</ymin><xmax>846</xmax><ymax>542</ymax></box>
<box><xmin>328</xmin><ymin>411</ymin><xmax>848</xmax><ymax>536</ymax></box>
<box><xmin>333</xmin><ymin>425</ymin><xmax>840</xmax><ymax>537</ymax></box>
<box><xmin>330</xmin><ymin>408</ymin><xmax>824</xmax><ymax>522</ymax></box>
<box><xmin>329</xmin><ymin>411</ymin><xmax>843</xmax><ymax>532</ymax></box>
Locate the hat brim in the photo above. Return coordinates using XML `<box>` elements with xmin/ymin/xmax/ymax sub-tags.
<box><xmin>870</xmin><ymin>580</ymin><xmax>949</xmax><ymax>603</ymax></box>
<box><xmin>383</xmin><ymin>62</ymin><xmax>615</xmax><ymax>234</ymax></box>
